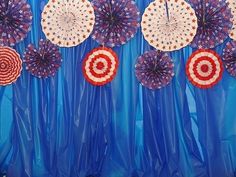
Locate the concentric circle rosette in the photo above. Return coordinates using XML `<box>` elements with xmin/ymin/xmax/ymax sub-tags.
<box><xmin>186</xmin><ymin>49</ymin><xmax>223</xmax><ymax>89</ymax></box>
<box><xmin>0</xmin><ymin>47</ymin><xmax>22</xmax><ymax>86</ymax></box>
<box><xmin>0</xmin><ymin>0</ymin><xmax>32</xmax><ymax>46</ymax></box>
<box><xmin>189</xmin><ymin>0</ymin><xmax>232</xmax><ymax>49</ymax></box>
<box><xmin>82</xmin><ymin>47</ymin><xmax>119</xmax><ymax>86</ymax></box>
<box><xmin>222</xmin><ymin>40</ymin><xmax>236</xmax><ymax>78</ymax></box>
<box><xmin>91</xmin><ymin>0</ymin><xmax>140</xmax><ymax>47</ymax></box>
<box><xmin>227</xmin><ymin>0</ymin><xmax>236</xmax><ymax>40</ymax></box>
<box><xmin>41</xmin><ymin>0</ymin><xmax>95</xmax><ymax>47</ymax></box>
<box><xmin>23</xmin><ymin>39</ymin><xmax>62</xmax><ymax>78</ymax></box>
<box><xmin>141</xmin><ymin>0</ymin><xmax>197</xmax><ymax>51</ymax></box>
<box><xmin>135</xmin><ymin>50</ymin><xmax>175</xmax><ymax>90</ymax></box>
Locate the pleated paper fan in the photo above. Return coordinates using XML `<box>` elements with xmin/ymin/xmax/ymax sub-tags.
<box><xmin>41</xmin><ymin>0</ymin><xmax>95</xmax><ymax>47</ymax></box>
<box><xmin>23</xmin><ymin>39</ymin><xmax>62</xmax><ymax>78</ymax></box>
<box><xmin>0</xmin><ymin>0</ymin><xmax>32</xmax><ymax>46</ymax></box>
<box><xmin>141</xmin><ymin>0</ymin><xmax>198</xmax><ymax>51</ymax></box>
<box><xmin>227</xmin><ymin>0</ymin><xmax>236</xmax><ymax>41</ymax></box>
<box><xmin>0</xmin><ymin>47</ymin><xmax>22</xmax><ymax>86</ymax></box>
<box><xmin>186</xmin><ymin>49</ymin><xmax>223</xmax><ymax>89</ymax></box>
<box><xmin>82</xmin><ymin>47</ymin><xmax>119</xmax><ymax>86</ymax></box>
<box><xmin>189</xmin><ymin>0</ymin><xmax>232</xmax><ymax>49</ymax></box>
<box><xmin>222</xmin><ymin>40</ymin><xmax>236</xmax><ymax>78</ymax></box>
<box><xmin>135</xmin><ymin>50</ymin><xmax>175</xmax><ymax>90</ymax></box>
<box><xmin>92</xmin><ymin>0</ymin><xmax>140</xmax><ymax>47</ymax></box>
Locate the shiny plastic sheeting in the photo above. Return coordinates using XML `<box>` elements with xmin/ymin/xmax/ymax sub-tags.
<box><xmin>0</xmin><ymin>0</ymin><xmax>236</xmax><ymax>177</ymax></box>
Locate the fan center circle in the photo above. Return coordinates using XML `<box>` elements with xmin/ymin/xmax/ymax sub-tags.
<box><xmin>201</xmin><ymin>64</ymin><xmax>209</xmax><ymax>73</ymax></box>
<box><xmin>62</xmin><ymin>12</ymin><xmax>76</xmax><ymax>25</ymax></box>
<box><xmin>0</xmin><ymin>62</ymin><xmax>7</xmax><ymax>69</ymax></box>
<box><xmin>96</xmin><ymin>62</ymin><xmax>105</xmax><ymax>70</ymax></box>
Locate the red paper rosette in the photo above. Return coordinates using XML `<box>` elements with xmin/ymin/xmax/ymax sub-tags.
<box><xmin>82</xmin><ymin>47</ymin><xmax>119</xmax><ymax>86</ymax></box>
<box><xmin>186</xmin><ymin>49</ymin><xmax>223</xmax><ymax>89</ymax></box>
<box><xmin>0</xmin><ymin>47</ymin><xmax>22</xmax><ymax>86</ymax></box>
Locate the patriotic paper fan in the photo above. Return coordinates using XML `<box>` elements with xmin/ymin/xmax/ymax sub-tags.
<box><xmin>0</xmin><ymin>47</ymin><xmax>22</xmax><ymax>86</ymax></box>
<box><xmin>41</xmin><ymin>0</ymin><xmax>95</xmax><ymax>47</ymax></box>
<box><xmin>82</xmin><ymin>47</ymin><xmax>119</xmax><ymax>86</ymax></box>
<box><xmin>0</xmin><ymin>0</ymin><xmax>32</xmax><ymax>46</ymax></box>
<box><xmin>189</xmin><ymin>0</ymin><xmax>232</xmax><ymax>49</ymax></box>
<box><xmin>135</xmin><ymin>50</ymin><xmax>175</xmax><ymax>90</ymax></box>
<box><xmin>222</xmin><ymin>40</ymin><xmax>236</xmax><ymax>78</ymax></box>
<box><xmin>227</xmin><ymin>0</ymin><xmax>236</xmax><ymax>40</ymax></box>
<box><xmin>23</xmin><ymin>39</ymin><xmax>62</xmax><ymax>78</ymax></box>
<box><xmin>141</xmin><ymin>0</ymin><xmax>197</xmax><ymax>52</ymax></box>
<box><xmin>92</xmin><ymin>0</ymin><xmax>140</xmax><ymax>47</ymax></box>
<box><xmin>186</xmin><ymin>49</ymin><xmax>223</xmax><ymax>89</ymax></box>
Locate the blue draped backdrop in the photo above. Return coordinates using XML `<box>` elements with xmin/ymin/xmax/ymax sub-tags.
<box><xmin>0</xmin><ymin>0</ymin><xmax>236</xmax><ymax>176</ymax></box>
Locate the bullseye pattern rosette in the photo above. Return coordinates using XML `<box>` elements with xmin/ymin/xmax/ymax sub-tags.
<box><xmin>0</xmin><ymin>47</ymin><xmax>22</xmax><ymax>85</ymax></box>
<box><xmin>91</xmin><ymin>0</ymin><xmax>140</xmax><ymax>47</ymax></box>
<box><xmin>23</xmin><ymin>39</ymin><xmax>62</xmax><ymax>78</ymax></box>
<box><xmin>41</xmin><ymin>0</ymin><xmax>95</xmax><ymax>47</ymax></box>
<box><xmin>227</xmin><ymin>0</ymin><xmax>236</xmax><ymax>40</ymax></box>
<box><xmin>141</xmin><ymin>0</ymin><xmax>198</xmax><ymax>51</ymax></box>
<box><xmin>0</xmin><ymin>0</ymin><xmax>32</xmax><ymax>46</ymax></box>
<box><xmin>135</xmin><ymin>50</ymin><xmax>175</xmax><ymax>89</ymax></box>
<box><xmin>186</xmin><ymin>49</ymin><xmax>223</xmax><ymax>89</ymax></box>
<box><xmin>222</xmin><ymin>41</ymin><xmax>236</xmax><ymax>78</ymax></box>
<box><xmin>82</xmin><ymin>47</ymin><xmax>119</xmax><ymax>86</ymax></box>
<box><xmin>189</xmin><ymin>0</ymin><xmax>232</xmax><ymax>49</ymax></box>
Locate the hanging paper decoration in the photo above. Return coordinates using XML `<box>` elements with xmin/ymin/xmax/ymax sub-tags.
<box><xmin>227</xmin><ymin>0</ymin><xmax>236</xmax><ymax>41</ymax></box>
<box><xmin>91</xmin><ymin>0</ymin><xmax>140</xmax><ymax>47</ymax></box>
<box><xmin>82</xmin><ymin>47</ymin><xmax>119</xmax><ymax>86</ymax></box>
<box><xmin>0</xmin><ymin>47</ymin><xmax>22</xmax><ymax>86</ymax></box>
<box><xmin>222</xmin><ymin>41</ymin><xmax>236</xmax><ymax>78</ymax></box>
<box><xmin>186</xmin><ymin>49</ymin><xmax>223</xmax><ymax>89</ymax></box>
<box><xmin>141</xmin><ymin>0</ymin><xmax>197</xmax><ymax>52</ymax></box>
<box><xmin>189</xmin><ymin>0</ymin><xmax>232</xmax><ymax>49</ymax></box>
<box><xmin>0</xmin><ymin>0</ymin><xmax>32</xmax><ymax>46</ymax></box>
<box><xmin>135</xmin><ymin>50</ymin><xmax>174</xmax><ymax>89</ymax></box>
<box><xmin>41</xmin><ymin>0</ymin><xmax>95</xmax><ymax>47</ymax></box>
<box><xmin>23</xmin><ymin>39</ymin><xmax>62</xmax><ymax>78</ymax></box>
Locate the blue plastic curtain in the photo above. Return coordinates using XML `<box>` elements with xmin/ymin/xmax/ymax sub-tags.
<box><xmin>1</xmin><ymin>0</ymin><xmax>236</xmax><ymax>177</ymax></box>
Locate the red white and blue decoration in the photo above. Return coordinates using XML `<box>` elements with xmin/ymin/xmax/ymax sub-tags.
<box><xmin>41</xmin><ymin>0</ymin><xmax>95</xmax><ymax>47</ymax></box>
<box><xmin>186</xmin><ymin>49</ymin><xmax>223</xmax><ymax>89</ymax></box>
<box><xmin>91</xmin><ymin>0</ymin><xmax>140</xmax><ymax>47</ymax></box>
<box><xmin>189</xmin><ymin>0</ymin><xmax>232</xmax><ymax>49</ymax></box>
<box><xmin>141</xmin><ymin>0</ymin><xmax>198</xmax><ymax>51</ymax></box>
<box><xmin>0</xmin><ymin>0</ymin><xmax>32</xmax><ymax>46</ymax></box>
<box><xmin>0</xmin><ymin>47</ymin><xmax>22</xmax><ymax>85</ymax></box>
<box><xmin>23</xmin><ymin>39</ymin><xmax>62</xmax><ymax>78</ymax></box>
<box><xmin>82</xmin><ymin>47</ymin><xmax>119</xmax><ymax>86</ymax></box>
<box><xmin>222</xmin><ymin>40</ymin><xmax>236</xmax><ymax>78</ymax></box>
<box><xmin>227</xmin><ymin>0</ymin><xmax>236</xmax><ymax>40</ymax></box>
<box><xmin>135</xmin><ymin>50</ymin><xmax>174</xmax><ymax>89</ymax></box>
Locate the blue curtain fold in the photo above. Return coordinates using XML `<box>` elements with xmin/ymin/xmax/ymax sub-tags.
<box><xmin>187</xmin><ymin>43</ymin><xmax>236</xmax><ymax>177</ymax></box>
<box><xmin>141</xmin><ymin>49</ymin><xmax>206</xmax><ymax>177</ymax></box>
<box><xmin>0</xmin><ymin>0</ymin><xmax>236</xmax><ymax>177</ymax></box>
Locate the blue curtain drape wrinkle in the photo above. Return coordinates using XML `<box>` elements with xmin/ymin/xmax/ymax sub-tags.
<box><xmin>0</xmin><ymin>86</ymin><xmax>13</xmax><ymax>172</ymax></box>
<box><xmin>189</xmin><ymin>42</ymin><xmax>236</xmax><ymax>177</ymax></box>
<box><xmin>141</xmin><ymin>49</ymin><xmax>206</xmax><ymax>177</ymax></box>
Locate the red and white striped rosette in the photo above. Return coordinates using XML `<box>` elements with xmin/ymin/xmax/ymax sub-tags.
<box><xmin>186</xmin><ymin>49</ymin><xmax>223</xmax><ymax>89</ymax></box>
<box><xmin>82</xmin><ymin>47</ymin><xmax>119</xmax><ymax>86</ymax></box>
<box><xmin>0</xmin><ymin>47</ymin><xmax>22</xmax><ymax>86</ymax></box>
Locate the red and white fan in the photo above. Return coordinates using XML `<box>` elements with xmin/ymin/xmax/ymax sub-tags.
<box><xmin>227</xmin><ymin>0</ymin><xmax>236</xmax><ymax>40</ymax></box>
<box><xmin>141</xmin><ymin>0</ymin><xmax>198</xmax><ymax>51</ymax></box>
<box><xmin>0</xmin><ymin>47</ymin><xmax>22</xmax><ymax>86</ymax></box>
<box><xmin>82</xmin><ymin>47</ymin><xmax>119</xmax><ymax>86</ymax></box>
<box><xmin>186</xmin><ymin>49</ymin><xmax>223</xmax><ymax>89</ymax></box>
<box><xmin>41</xmin><ymin>0</ymin><xmax>95</xmax><ymax>47</ymax></box>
